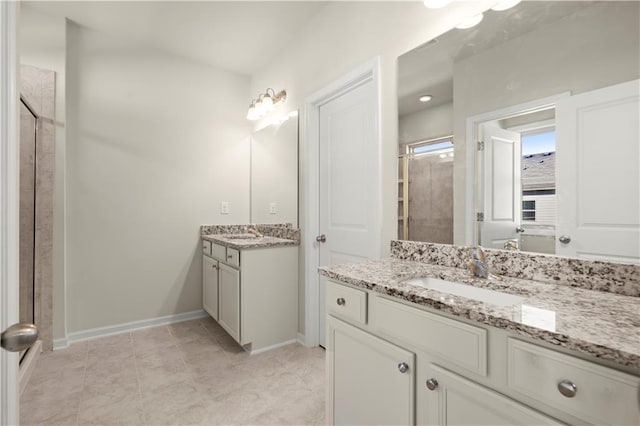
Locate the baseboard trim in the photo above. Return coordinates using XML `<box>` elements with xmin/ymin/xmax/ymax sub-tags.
<box><xmin>249</xmin><ymin>338</ymin><xmax>298</xmax><ymax>355</ymax></box>
<box><xmin>297</xmin><ymin>332</ymin><xmax>307</xmax><ymax>346</ymax></box>
<box><xmin>54</xmin><ymin>310</ymin><xmax>208</xmax><ymax>349</ymax></box>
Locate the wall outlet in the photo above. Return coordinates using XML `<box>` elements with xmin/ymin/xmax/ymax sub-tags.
<box><xmin>269</xmin><ymin>202</ymin><xmax>277</xmax><ymax>214</ymax></box>
<box><xmin>220</xmin><ymin>201</ymin><xmax>229</xmax><ymax>214</ymax></box>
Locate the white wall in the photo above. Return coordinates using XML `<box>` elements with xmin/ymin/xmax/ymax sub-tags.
<box><xmin>18</xmin><ymin>4</ymin><xmax>67</xmax><ymax>340</ymax></box>
<box><xmin>64</xmin><ymin>23</ymin><xmax>251</xmax><ymax>333</ymax></box>
<box><xmin>249</xmin><ymin>1</ymin><xmax>492</xmax><ymax>334</ymax></box>
<box><xmin>452</xmin><ymin>1</ymin><xmax>640</xmax><ymax>244</ymax></box>
<box><xmin>399</xmin><ymin>102</ymin><xmax>453</xmax><ymax>145</ymax></box>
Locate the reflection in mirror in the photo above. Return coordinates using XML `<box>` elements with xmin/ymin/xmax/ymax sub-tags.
<box><xmin>398</xmin><ymin>1</ymin><xmax>639</xmax><ymax>263</ymax></box>
<box><xmin>250</xmin><ymin>112</ymin><xmax>299</xmax><ymax>226</ymax></box>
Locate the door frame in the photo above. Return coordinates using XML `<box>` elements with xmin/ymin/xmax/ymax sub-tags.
<box><xmin>1</xmin><ymin>1</ymin><xmax>20</xmax><ymax>424</ymax></box>
<box><xmin>465</xmin><ymin>92</ymin><xmax>569</xmax><ymax>247</ymax></box>
<box><xmin>302</xmin><ymin>57</ymin><xmax>381</xmax><ymax>347</ymax></box>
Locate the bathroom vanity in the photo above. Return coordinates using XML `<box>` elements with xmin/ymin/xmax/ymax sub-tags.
<box><xmin>201</xmin><ymin>224</ymin><xmax>299</xmax><ymax>354</ymax></box>
<box><xmin>321</xmin><ymin>241</ymin><xmax>640</xmax><ymax>425</ymax></box>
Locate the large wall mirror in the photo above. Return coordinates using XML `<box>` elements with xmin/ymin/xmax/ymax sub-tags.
<box><xmin>398</xmin><ymin>1</ymin><xmax>639</xmax><ymax>263</ymax></box>
<box><xmin>250</xmin><ymin>112</ymin><xmax>299</xmax><ymax>226</ymax></box>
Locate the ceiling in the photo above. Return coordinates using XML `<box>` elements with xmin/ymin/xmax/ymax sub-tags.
<box><xmin>22</xmin><ymin>1</ymin><xmax>327</xmax><ymax>76</ymax></box>
<box><xmin>398</xmin><ymin>1</ymin><xmax>595</xmax><ymax>117</ymax></box>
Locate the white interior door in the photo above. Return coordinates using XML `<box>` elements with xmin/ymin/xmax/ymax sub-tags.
<box><xmin>480</xmin><ymin>126</ymin><xmax>522</xmax><ymax>249</ymax></box>
<box><xmin>556</xmin><ymin>79</ymin><xmax>640</xmax><ymax>262</ymax></box>
<box><xmin>1</xmin><ymin>1</ymin><xmax>20</xmax><ymax>424</ymax></box>
<box><xmin>318</xmin><ymin>77</ymin><xmax>379</xmax><ymax>346</ymax></box>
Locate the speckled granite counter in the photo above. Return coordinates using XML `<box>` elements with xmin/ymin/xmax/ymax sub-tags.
<box><xmin>200</xmin><ymin>224</ymin><xmax>300</xmax><ymax>250</ymax></box>
<box><xmin>319</xmin><ymin>254</ymin><xmax>640</xmax><ymax>369</ymax></box>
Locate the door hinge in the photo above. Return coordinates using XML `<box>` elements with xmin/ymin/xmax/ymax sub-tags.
<box><xmin>476</xmin><ymin>212</ymin><xmax>484</xmax><ymax>222</ymax></box>
<box><xmin>477</xmin><ymin>141</ymin><xmax>485</xmax><ymax>151</ymax></box>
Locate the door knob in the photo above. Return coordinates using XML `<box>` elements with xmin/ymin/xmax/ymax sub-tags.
<box><xmin>1</xmin><ymin>323</ymin><xmax>38</xmax><ymax>352</ymax></box>
<box><xmin>515</xmin><ymin>226</ymin><xmax>525</xmax><ymax>233</ymax></box>
<box><xmin>316</xmin><ymin>234</ymin><xmax>326</xmax><ymax>243</ymax></box>
<box><xmin>559</xmin><ymin>235</ymin><xmax>571</xmax><ymax>244</ymax></box>
<box><xmin>397</xmin><ymin>362</ymin><xmax>409</xmax><ymax>373</ymax></box>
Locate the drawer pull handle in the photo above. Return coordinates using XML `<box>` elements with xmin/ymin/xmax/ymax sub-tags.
<box><xmin>336</xmin><ymin>298</ymin><xmax>346</xmax><ymax>306</ymax></box>
<box><xmin>228</xmin><ymin>255</ymin><xmax>233</xmax><ymax>259</ymax></box>
<box><xmin>557</xmin><ymin>380</ymin><xmax>577</xmax><ymax>398</ymax></box>
<box><xmin>426</xmin><ymin>378</ymin><xmax>439</xmax><ymax>391</ymax></box>
<box><xmin>397</xmin><ymin>362</ymin><xmax>409</xmax><ymax>374</ymax></box>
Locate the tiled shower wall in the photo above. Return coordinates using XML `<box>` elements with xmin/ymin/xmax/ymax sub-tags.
<box><xmin>20</xmin><ymin>65</ymin><xmax>55</xmax><ymax>351</ymax></box>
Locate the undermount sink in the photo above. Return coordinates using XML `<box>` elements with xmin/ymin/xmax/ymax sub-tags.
<box><xmin>403</xmin><ymin>277</ymin><xmax>524</xmax><ymax>306</ymax></box>
<box><xmin>223</xmin><ymin>234</ymin><xmax>259</xmax><ymax>240</ymax></box>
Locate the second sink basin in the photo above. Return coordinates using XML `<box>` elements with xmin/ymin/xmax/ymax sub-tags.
<box><xmin>403</xmin><ymin>277</ymin><xmax>524</xmax><ymax>306</ymax></box>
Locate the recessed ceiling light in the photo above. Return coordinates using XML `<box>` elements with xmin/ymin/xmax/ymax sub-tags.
<box><xmin>491</xmin><ymin>0</ymin><xmax>521</xmax><ymax>11</ymax></box>
<box><xmin>456</xmin><ymin>13</ymin><xmax>484</xmax><ymax>30</ymax></box>
<box><xmin>419</xmin><ymin>95</ymin><xmax>433</xmax><ymax>102</ymax></box>
<box><xmin>423</xmin><ymin>0</ymin><xmax>452</xmax><ymax>9</ymax></box>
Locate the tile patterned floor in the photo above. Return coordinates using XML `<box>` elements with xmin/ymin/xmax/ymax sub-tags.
<box><xmin>20</xmin><ymin>317</ymin><xmax>325</xmax><ymax>425</ymax></box>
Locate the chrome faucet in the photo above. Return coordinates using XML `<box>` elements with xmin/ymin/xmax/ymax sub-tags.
<box><xmin>468</xmin><ymin>246</ymin><xmax>502</xmax><ymax>280</ymax></box>
<box><xmin>503</xmin><ymin>240</ymin><xmax>519</xmax><ymax>251</ymax></box>
<box><xmin>248</xmin><ymin>224</ymin><xmax>263</xmax><ymax>237</ymax></box>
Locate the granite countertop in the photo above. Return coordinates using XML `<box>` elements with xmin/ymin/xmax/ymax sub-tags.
<box><xmin>319</xmin><ymin>258</ymin><xmax>640</xmax><ymax>369</ymax></box>
<box><xmin>201</xmin><ymin>233</ymin><xmax>298</xmax><ymax>250</ymax></box>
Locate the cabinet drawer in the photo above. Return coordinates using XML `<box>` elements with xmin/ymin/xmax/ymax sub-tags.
<box><xmin>507</xmin><ymin>338</ymin><xmax>640</xmax><ymax>425</ymax></box>
<box><xmin>373</xmin><ymin>297</ymin><xmax>487</xmax><ymax>376</ymax></box>
<box><xmin>202</xmin><ymin>240</ymin><xmax>212</xmax><ymax>256</ymax></box>
<box><xmin>211</xmin><ymin>243</ymin><xmax>226</xmax><ymax>261</ymax></box>
<box><xmin>326</xmin><ymin>281</ymin><xmax>367</xmax><ymax>324</ymax></box>
<box><xmin>226</xmin><ymin>247</ymin><xmax>240</xmax><ymax>268</ymax></box>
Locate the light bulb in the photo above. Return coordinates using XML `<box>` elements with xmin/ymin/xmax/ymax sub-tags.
<box><xmin>491</xmin><ymin>0</ymin><xmax>521</xmax><ymax>11</ymax></box>
<box><xmin>262</xmin><ymin>93</ymin><xmax>274</xmax><ymax>112</ymax></box>
<box><xmin>456</xmin><ymin>13</ymin><xmax>483</xmax><ymax>29</ymax></box>
<box><xmin>419</xmin><ymin>95</ymin><xmax>432</xmax><ymax>102</ymax></box>
<box><xmin>246</xmin><ymin>102</ymin><xmax>258</xmax><ymax>120</ymax></box>
<box><xmin>423</xmin><ymin>0</ymin><xmax>452</xmax><ymax>9</ymax></box>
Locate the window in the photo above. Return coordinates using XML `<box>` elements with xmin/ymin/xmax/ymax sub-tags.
<box><xmin>522</xmin><ymin>200</ymin><xmax>536</xmax><ymax>221</ymax></box>
<box><xmin>406</xmin><ymin>136</ymin><xmax>454</xmax><ymax>156</ymax></box>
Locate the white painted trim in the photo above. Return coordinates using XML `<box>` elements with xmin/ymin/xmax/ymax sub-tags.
<box><xmin>54</xmin><ymin>310</ymin><xmax>208</xmax><ymax>348</ymax></box>
<box><xmin>464</xmin><ymin>92</ymin><xmax>571</xmax><ymax>246</ymax></box>
<box><xmin>0</xmin><ymin>2</ymin><xmax>20</xmax><ymax>424</ymax></box>
<box><xmin>296</xmin><ymin>332</ymin><xmax>306</xmax><ymax>347</ymax></box>
<box><xmin>247</xmin><ymin>339</ymin><xmax>298</xmax><ymax>356</ymax></box>
<box><xmin>19</xmin><ymin>340</ymin><xmax>42</xmax><ymax>396</ymax></box>
<box><xmin>303</xmin><ymin>57</ymin><xmax>381</xmax><ymax>348</ymax></box>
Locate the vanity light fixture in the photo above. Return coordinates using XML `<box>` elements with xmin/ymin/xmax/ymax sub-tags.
<box><xmin>423</xmin><ymin>0</ymin><xmax>452</xmax><ymax>9</ymax></box>
<box><xmin>247</xmin><ymin>88</ymin><xmax>287</xmax><ymax>121</ymax></box>
<box><xmin>456</xmin><ymin>13</ymin><xmax>483</xmax><ymax>29</ymax></box>
<box><xmin>419</xmin><ymin>95</ymin><xmax>433</xmax><ymax>102</ymax></box>
<box><xmin>491</xmin><ymin>0</ymin><xmax>521</xmax><ymax>11</ymax></box>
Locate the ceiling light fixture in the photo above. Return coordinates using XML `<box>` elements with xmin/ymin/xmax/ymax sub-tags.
<box><xmin>246</xmin><ymin>88</ymin><xmax>287</xmax><ymax>121</ymax></box>
<box><xmin>419</xmin><ymin>95</ymin><xmax>433</xmax><ymax>102</ymax></box>
<box><xmin>423</xmin><ymin>0</ymin><xmax>452</xmax><ymax>9</ymax></box>
<box><xmin>491</xmin><ymin>0</ymin><xmax>521</xmax><ymax>11</ymax></box>
<box><xmin>456</xmin><ymin>13</ymin><xmax>484</xmax><ymax>29</ymax></box>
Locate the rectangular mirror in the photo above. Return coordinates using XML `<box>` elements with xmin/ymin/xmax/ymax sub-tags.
<box><xmin>398</xmin><ymin>1</ymin><xmax>639</xmax><ymax>263</ymax></box>
<box><xmin>250</xmin><ymin>112</ymin><xmax>299</xmax><ymax>226</ymax></box>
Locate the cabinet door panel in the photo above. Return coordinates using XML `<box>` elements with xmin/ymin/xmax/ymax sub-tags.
<box><xmin>203</xmin><ymin>256</ymin><xmax>219</xmax><ymax>320</ymax></box>
<box><xmin>422</xmin><ymin>364</ymin><xmax>561</xmax><ymax>426</ymax></box>
<box><xmin>218</xmin><ymin>263</ymin><xmax>240</xmax><ymax>342</ymax></box>
<box><xmin>328</xmin><ymin>316</ymin><xmax>415</xmax><ymax>426</ymax></box>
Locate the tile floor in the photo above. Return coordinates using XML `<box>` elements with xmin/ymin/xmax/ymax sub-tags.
<box><xmin>20</xmin><ymin>317</ymin><xmax>325</xmax><ymax>425</ymax></box>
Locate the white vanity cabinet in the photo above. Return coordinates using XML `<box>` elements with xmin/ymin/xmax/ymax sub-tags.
<box><xmin>325</xmin><ymin>279</ymin><xmax>640</xmax><ymax>426</ymax></box>
<box><xmin>202</xmin><ymin>255</ymin><xmax>219</xmax><ymax>320</ymax></box>
<box><xmin>218</xmin><ymin>262</ymin><xmax>240</xmax><ymax>341</ymax></box>
<box><xmin>202</xmin><ymin>239</ymin><xmax>298</xmax><ymax>353</ymax></box>
<box><xmin>328</xmin><ymin>316</ymin><xmax>415</xmax><ymax>426</ymax></box>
